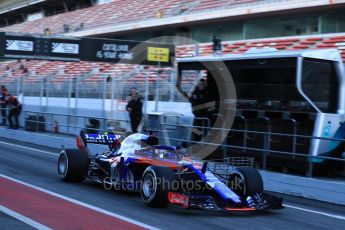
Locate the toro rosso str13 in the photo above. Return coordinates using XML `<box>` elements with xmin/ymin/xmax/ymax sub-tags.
<box><xmin>57</xmin><ymin>130</ymin><xmax>283</xmax><ymax>211</ymax></box>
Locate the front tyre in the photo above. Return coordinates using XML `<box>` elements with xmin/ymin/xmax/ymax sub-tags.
<box><xmin>140</xmin><ymin>166</ymin><xmax>176</xmax><ymax>207</ymax></box>
<box><xmin>228</xmin><ymin>166</ymin><xmax>263</xmax><ymax>197</ymax></box>
<box><xmin>58</xmin><ymin>149</ymin><xmax>89</xmax><ymax>182</ymax></box>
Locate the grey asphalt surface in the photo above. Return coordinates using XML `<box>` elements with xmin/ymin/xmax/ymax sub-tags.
<box><xmin>0</xmin><ymin>138</ymin><xmax>344</xmax><ymax>230</ymax></box>
<box><xmin>0</xmin><ymin>212</ymin><xmax>35</xmax><ymax>230</ymax></box>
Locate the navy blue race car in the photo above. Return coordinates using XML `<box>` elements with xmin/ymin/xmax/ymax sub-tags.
<box><xmin>57</xmin><ymin>130</ymin><xmax>283</xmax><ymax>211</ymax></box>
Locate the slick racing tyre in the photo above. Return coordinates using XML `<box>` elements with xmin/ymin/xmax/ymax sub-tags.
<box><xmin>58</xmin><ymin>149</ymin><xmax>89</xmax><ymax>182</ymax></box>
<box><xmin>140</xmin><ymin>166</ymin><xmax>176</xmax><ymax>207</ymax></box>
<box><xmin>228</xmin><ymin>166</ymin><xmax>263</xmax><ymax>197</ymax></box>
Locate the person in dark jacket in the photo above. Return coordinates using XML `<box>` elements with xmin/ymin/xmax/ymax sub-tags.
<box><xmin>0</xmin><ymin>85</ymin><xmax>9</xmax><ymax>126</ymax></box>
<box><xmin>189</xmin><ymin>79</ymin><xmax>216</xmax><ymax>142</ymax></box>
<box><xmin>7</xmin><ymin>95</ymin><xmax>22</xmax><ymax>129</ymax></box>
<box><xmin>126</xmin><ymin>88</ymin><xmax>143</xmax><ymax>133</ymax></box>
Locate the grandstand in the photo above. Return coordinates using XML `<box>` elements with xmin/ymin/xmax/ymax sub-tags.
<box><xmin>0</xmin><ymin>0</ymin><xmax>344</xmax><ymax>104</ymax></box>
<box><xmin>0</xmin><ymin>0</ymin><xmax>262</xmax><ymax>34</ymax></box>
<box><xmin>0</xmin><ymin>60</ymin><xmax>172</xmax><ymax>84</ymax></box>
<box><xmin>1</xmin><ymin>0</ymin><xmax>345</xmax><ymax>91</ymax></box>
<box><xmin>177</xmin><ymin>33</ymin><xmax>345</xmax><ymax>60</ymax></box>
<box><xmin>1</xmin><ymin>1</ymin><xmax>345</xmax><ymax>37</ymax></box>
<box><xmin>1</xmin><ymin>32</ymin><xmax>344</xmax><ymax>86</ymax></box>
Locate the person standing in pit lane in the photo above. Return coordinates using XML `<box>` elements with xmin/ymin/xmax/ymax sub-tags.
<box><xmin>0</xmin><ymin>85</ymin><xmax>9</xmax><ymax>126</ymax></box>
<box><xmin>126</xmin><ymin>87</ymin><xmax>143</xmax><ymax>133</ymax></box>
<box><xmin>189</xmin><ymin>79</ymin><xmax>216</xmax><ymax>142</ymax></box>
<box><xmin>7</xmin><ymin>95</ymin><xmax>22</xmax><ymax>129</ymax></box>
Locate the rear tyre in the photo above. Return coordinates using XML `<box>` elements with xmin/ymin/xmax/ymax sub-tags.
<box><xmin>228</xmin><ymin>166</ymin><xmax>263</xmax><ymax>197</ymax></box>
<box><xmin>58</xmin><ymin>149</ymin><xmax>89</xmax><ymax>182</ymax></box>
<box><xmin>140</xmin><ymin>166</ymin><xmax>176</xmax><ymax>207</ymax></box>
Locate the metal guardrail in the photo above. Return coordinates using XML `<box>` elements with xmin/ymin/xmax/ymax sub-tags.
<box><xmin>1</xmin><ymin>70</ymin><xmax>183</xmax><ymax>109</ymax></box>
<box><xmin>157</xmin><ymin>120</ymin><xmax>345</xmax><ymax>177</ymax></box>
<box><xmin>21</xmin><ymin>110</ymin><xmax>130</xmax><ymax>134</ymax></box>
<box><xmin>158</xmin><ymin>135</ymin><xmax>345</xmax><ymax>177</ymax></box>
<box><xmin>1</xmin><ymin>107</ymin><xmax>344</xmax><ymax>177</ymax></box>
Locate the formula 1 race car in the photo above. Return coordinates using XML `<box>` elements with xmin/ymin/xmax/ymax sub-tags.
<box><xmin>57</xmin><ymin>130</ymin><xmax>283</xmax><ymax>211</ymax></box>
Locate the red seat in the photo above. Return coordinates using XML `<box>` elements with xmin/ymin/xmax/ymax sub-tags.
<box><xmin>305</xmin><ymin>37</ymin><xmax>323</xmax><ymax>41</ymax></box>
<box><xmin>316</xmin><ymin>44</ymin><xmax>336</xmax><ymax>48</ymax></box>
<box><xmin>292</xmin><ymin>45</ymin><xmax>310</xmax><ymax>49</ymax></box>
<box><xmin>300</xmin><ymin>40</ymin><xmax>317</xmax><ymax>45</ymax></box>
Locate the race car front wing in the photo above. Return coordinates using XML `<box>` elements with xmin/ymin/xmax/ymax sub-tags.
<box><xmin>168</xmin><ymin>192</ymin><xmax>283</xmax><ymax>211</ymax></box>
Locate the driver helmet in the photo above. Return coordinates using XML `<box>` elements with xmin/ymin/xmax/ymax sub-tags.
<box><xmin>141</xmin><ymin>135</ymin><xmax>159</xmax><ymax>146</ymax></box>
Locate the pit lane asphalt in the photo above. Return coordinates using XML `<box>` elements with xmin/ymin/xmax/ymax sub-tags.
<box><xmin>0</xmin><ymin>138</ymin><xmax>344</xmax><ymax>230</ymax></box>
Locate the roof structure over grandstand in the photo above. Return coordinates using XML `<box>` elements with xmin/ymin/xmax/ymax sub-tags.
<box><xmin>0</xmin><ymin>1</ymin><xmax>94</xmax><ymax>27</ymax></box>
<box><xmin>0</xmin><ymin>0</ymin><xmax>44</xmax><ymax>13</ymax></box>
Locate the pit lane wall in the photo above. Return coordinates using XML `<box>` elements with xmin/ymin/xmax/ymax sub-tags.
<box><xmin>0</xmin><ymin>127</ymin><xmax>344</xmax><ymax>206</ymax></box>
<box><xmin>14</xmin><ymin>96</ymin><xmax>193</xmax><ymax>135</ymax></box>
<box><xmin>21</xmin><ymin>96</ymin><xmax>193</xmax><ymax>116</ymax></box>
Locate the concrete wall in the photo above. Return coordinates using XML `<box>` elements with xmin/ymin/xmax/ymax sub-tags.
<box><xmin>14</xmin><ymin>96</ymin><xmax>193</xmax><ymax>135</ymax></box>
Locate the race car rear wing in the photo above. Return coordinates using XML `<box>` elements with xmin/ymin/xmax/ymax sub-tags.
<box><xmin>79</xmin><ymin>130</ymin><xmax>124</xmax><ymax>145</ymax></box>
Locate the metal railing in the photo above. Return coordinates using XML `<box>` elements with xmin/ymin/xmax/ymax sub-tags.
<box><xmin>1</xmin><ymin>106</ymin><xmax>344</xmax><ymax>177</ymax></box>
<box><xmin>157</xmin><ymin>118</ymin><xmax>345</xmax><ymax>177</ymax></box>
<box><xmin>21</xmin><ymin>110</ymin><xmax>130</xmax><ymax>135</ymax></box>
<box><xmin>1</xmin><ymin>69</ymin><xmax>183</xmax><ymax>109</ymax></box>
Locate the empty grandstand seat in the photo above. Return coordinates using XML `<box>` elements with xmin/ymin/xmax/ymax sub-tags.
<box><xmin>300</xmin><ymin>40</ymin><xmax>317</xmax><ymax>45</ymax></box>
<box><xmin>306</xmin><ymin>37</ymin><xmax>323</xmax><ymax>41</ymax></box>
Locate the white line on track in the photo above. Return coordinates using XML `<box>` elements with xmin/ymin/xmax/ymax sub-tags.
<box><xmin>0</xmin><ymin>205</ymin><xmax>52</xmax><ymax>230</ymax></box>
<box><xmin>0</xmin><ymin>174</ymin><xmax>159</xmax><ymax>230</ymax></box>
<box><xmin>284</xmin><ymin>204</ymin><xmax>345</xmax><ymax>221</ymax></box>
<box><xmin>0</xmin><ymin>141</ymin><xmax>59</xmax><ymax>156</ymax></box>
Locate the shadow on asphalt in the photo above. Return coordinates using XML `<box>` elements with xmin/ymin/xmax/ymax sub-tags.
<box><xmin>166</xmin><ymin>208</ymin><xmax>279</xmax><ymax>218</ymax></box>
<box><xmin>59</xmin><ymin>180</ymin><xmax>281</xmax><ymax>218</ymax></box>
